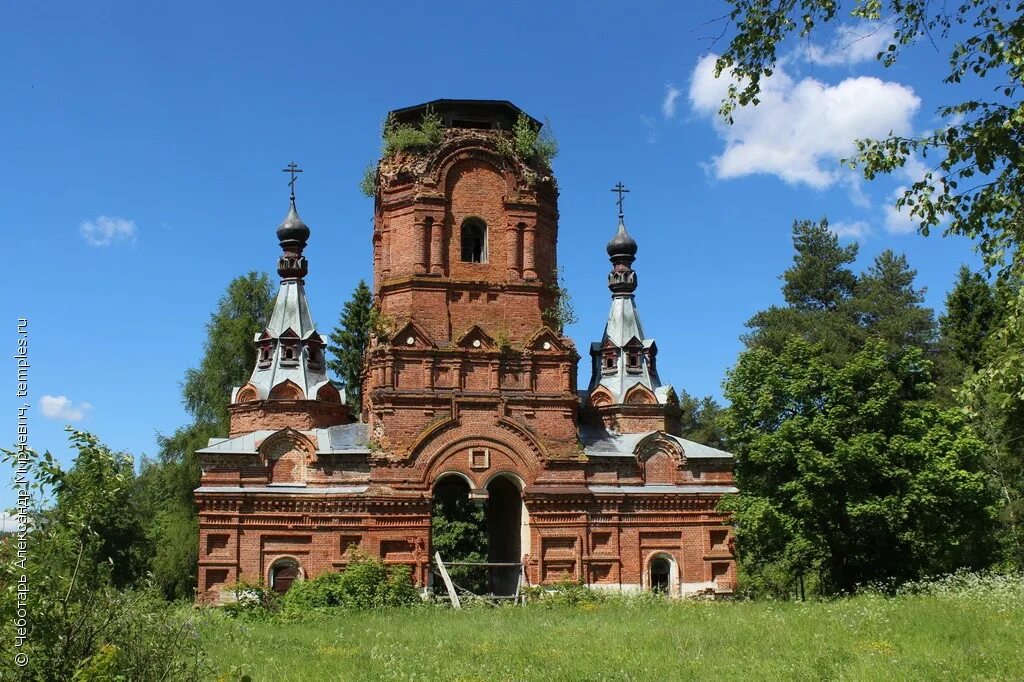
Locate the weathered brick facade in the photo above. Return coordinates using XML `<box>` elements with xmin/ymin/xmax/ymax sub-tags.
<box><xmin>196</xmin><ymin>100</ymin><xmax>736</xmax><ymax>603</ymax></box>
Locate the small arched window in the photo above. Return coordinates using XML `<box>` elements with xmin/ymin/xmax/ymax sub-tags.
<box><xmin>460</xmin><ymin>218</ymin><xmax>487</xmax><ymax>263</ymax></box>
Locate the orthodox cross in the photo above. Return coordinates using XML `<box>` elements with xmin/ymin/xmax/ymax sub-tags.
<box><xmin>282</xmin><ymin>162</ymin><xmax>303</xmax><ymax>201</ymax></box>
<box><xmin>611</xmin><ymin>182</ymin><xmax>630</xmax><ymax>219</ymax></box>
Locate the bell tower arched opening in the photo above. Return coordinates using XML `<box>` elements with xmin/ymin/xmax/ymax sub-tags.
<box><xmin>431</xmin><ymin>474</ymin><xmax>488</xmax><ymax>594</ymax></box>
<box><xmin>486</xmin><ymin>474</ymin><xmax>524</xmax><ymax>596</ymax></box>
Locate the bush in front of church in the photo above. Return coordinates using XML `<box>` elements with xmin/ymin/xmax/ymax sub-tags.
<box><xmin>283</xmin><ymin>552</ymin><xmax>420</xmax><ymax>610</ymax></box>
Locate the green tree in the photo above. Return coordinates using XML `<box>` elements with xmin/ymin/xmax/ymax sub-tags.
<box><xmin>0</xmin><ymin>432</ymin><xmax>207</xmax><ymax>680</ymax></box>
<box><xmin>431</xmin><ymin>480</ymin><xmax>488</xmax><ymax>594</ymax></box>
<box><xmin>182</xmin><ymin>272</ymin><xmax>277</xmax><ymax>432</ymax></box>
<box><xmin>678</xmin><ymin>390</ymin><xmax>728</xmax><ymax>450</ymax></box>
<box><xmin>327</xmin><ymin>279</ymin><xmax>374</xmax><ymax>413</ymax></box>
<box><xmin>958</xmin><ymin>264</ymin><xmax>1024</xmax><ymax>571</ymax></box>
<box><xmin>744</xmin><ymin>219</ymin><xmax>861</xmax><ymax>360</ymax></box>
<box><xmin>723</xmin><ymin>339</ymin><xmax>998</xmax><ymax>595</ymax></box>
<box><xmin>138</xmin><ymin>272</ymin><xmax>275</xmax><ymax>600</ymax></box>
<box><xmin>940</xmin><ymin>266</ymin><xmax>1000</xmax><ymax>373</ymax></box>
<box><xmin>855</xmin><ymin>250</ymin><xmax>936</xmax><ymax>353</ymax></box>
<box><xmin>783</xmin><ymin>218</ymin><xmax>859</xmax><ymax>312</ymax></box>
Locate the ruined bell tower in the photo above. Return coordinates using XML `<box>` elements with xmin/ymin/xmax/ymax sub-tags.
<box><xmin>363</xmin><ymin>99</ymin><xmax>580</xmax><ymax>466</ymax></box>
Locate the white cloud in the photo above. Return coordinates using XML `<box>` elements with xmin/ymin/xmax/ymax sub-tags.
<box><xmin>830</xmin><ymin>220</ymin><xmax>872</xmax><ymax>240</ymax></box>
<box><xmin>688</xmin><ymin>54</ymin><xmax>920</xmax><ymax>188</ymax></box>
<box><xmin>883</xmin><ymin>186</ymin><xmax>921</xmax><ymax>234</ymax></box>
<box><xmin>662</xmin><ymin>83</ymin><xmax>682</xmax><ymax>119</ymax></box>
<box><xmin>806</xmin><ymin>22</ymin><xmax>892</xmax><ymax>66</ymax></box>
<box><xmin>80</xmin><ymin>215</ymin><xmax>136</xmax><ymax>246</ymax></box>
<box><xmin>40</xmin><ymin>395</ymin><xmax>91</xmax><ymax>422</ymax></box>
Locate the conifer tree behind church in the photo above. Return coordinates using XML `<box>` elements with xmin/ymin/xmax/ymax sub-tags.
<box><xmin>328</xmin><ymin>279</ymin><xmax>373</xmax><ymax>412</ymax></box>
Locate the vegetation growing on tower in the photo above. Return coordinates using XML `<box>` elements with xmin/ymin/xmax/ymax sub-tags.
<box><xmin>359</xmin><ymin>106</ymin><xmax>558</xmax><ymax>196</ymax></box>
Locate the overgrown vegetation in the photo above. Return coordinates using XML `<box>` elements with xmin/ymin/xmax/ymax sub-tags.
<box><xmin>541</xmin><ymin>267</ymin><xmax>579</xmax><ymax>333</ymax></box>
<box><xmin>496</xmin><ymin>112</ymin><xmax>559</xmax><ymax>168</ymax></box>
<box><xmin>430</xmin><ymin>479</ymin><xmax>488</xmax><ymax>595</ymax></box>
<box><xmin>359</xmin><ymin>108</ymin><xmax>559</xmax><ymax>196</ymax></box>
<box><xmin>282</xmin><ymin>552</ymin><xmax>419</xmax><ymax>611</ymax></box>
<box><xmin>382</xmin><ymin>107</ymin><xmax>444</xmax><ymax>157</ymax></box>
<box><xmin>200</xmin><ymin>573</ymin><xmax>1024</xmax><ymax>680</ymax></box>
<box><xmin>0</xmin><ymin>432</ymin><xmax>208</xmax><ymax>681</ymax></box>
<box><xmin>358</xmin><ymin>162</ymin><xmax>376</xmax><ymax>198</ymax></box>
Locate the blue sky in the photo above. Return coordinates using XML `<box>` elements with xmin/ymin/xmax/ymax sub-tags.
<box><xmin>1</xmin><ymin>2</ymin><xmax>983</xmax><ymax>508</ymax></box>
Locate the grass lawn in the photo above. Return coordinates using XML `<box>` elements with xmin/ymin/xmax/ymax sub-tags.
<box><xmin>201</xmin><ymin>586</ymin><xmax>1024</xmax><ymax>681</ymax></box>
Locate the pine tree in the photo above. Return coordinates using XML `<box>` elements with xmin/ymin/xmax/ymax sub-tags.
<box><xmin>744</xmin><ymin>218</ymin><xmax>860</xmax><ymax>360</ymax></box>
<box><xmin>940</xmin><ymin>266</ymin><xmax>999</xmax><ymax>373</ymax></box>
<box><xmin>328</xmin><ymin>280</ymin><xmax>374</xmax><ymax>413</ymax></box>
<box><xmin>725</xmin><ymin>223</ymin><xmax>997</xmax><ymax>595</ymax></box>
<box><xmin>855</xmin><ymin>249</ymin><xmax>936</xmax><ymax>354</ymax></box>
<box><xmin>782</xmin><ymin>218</ymin><xmax>859</xmax><ymax>311</ymax></box>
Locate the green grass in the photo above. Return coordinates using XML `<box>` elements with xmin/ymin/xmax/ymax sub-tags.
<box><xmin>201</xmin><ymin>584</ymin><xmax>1024</xmax><ymax>681</ymax></box>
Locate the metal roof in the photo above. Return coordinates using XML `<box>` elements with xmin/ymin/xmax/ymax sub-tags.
<box><xmin>588</xmin><ymin>484</ymin><xmax>738</xmax><ymax>495</ymax></box>
<box><xmin>315</xmin><ymin>423</ymin><xmax>371</xmax><ymax>453</ymax></box>
<box><xmin>195</xmin><ymin>485</ymin><xmax>368</xmax><ymax>495</ymax></box>
<box><xmin>579</xmin><ymin>426</ymin><xmax>734</xmax><ymax>459</ymax></box>
<box><xmin>196</xmin><ymin>423</ymin><xmax>371</xmax><ymax>456</ymax></box>
<box><xmin>388</xmin><ymin>99</ymin><xmax>541</xmax><ymax>129</ymax></box>
<box><xmin>228</xmin><ymin>197</ymin><xmax>345</xmax><ymax>404</ymax></box>
<box><xmin>586</xmin><ymin>218</ymin><xmax>668</xmax><ymax>405</ymax></box>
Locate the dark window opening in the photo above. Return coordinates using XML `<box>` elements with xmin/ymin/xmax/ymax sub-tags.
<box><xmin>603</xmin><ymin>354</ymin><xmax>617</xmax><ymax>370</ymax></box>
<box><xmin>626</xmin><ymin>352</ymin><xmax>641</xmax><ymax>368</ymax></box>
<box><xmin>461</xmin><ymin>219</ymin><xmax>487</xmax><ymax>263</ymax></box>
<box><xmin>650</xmin><ymin>557</ymin><xmax>671</xmax><ymax>594</ymax></box>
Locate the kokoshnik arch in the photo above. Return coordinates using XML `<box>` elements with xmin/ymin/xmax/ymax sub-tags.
<box><xmin>194</xmin><ymin>100</ymin><xmax>737</xmax><ymax>602</ymax></box>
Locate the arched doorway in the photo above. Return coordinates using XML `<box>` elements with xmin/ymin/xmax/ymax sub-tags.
<box><xmin>647</xmin><ymin>553</ymin><xmax>676</xmax><ymax>596</ymax></box>
<box><xmin>431</xmin><ymin>474</ymin><xmax>488</xmax><ymax>594</ymax></box>
<box><xmin>269</xmin><ymin>558</ymin><xmax>301</xmax><ymax>594</ymax></box>
<box><xmin>486</xmin><ymin>475</ymin><xmax>523</xmax><ymax>596</ymax></box>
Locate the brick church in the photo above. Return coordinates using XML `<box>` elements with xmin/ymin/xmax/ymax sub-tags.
<box><xmin>195</xmin><ymin>100</ymin><xmax>736</xmax><ymax>603</ymax></box>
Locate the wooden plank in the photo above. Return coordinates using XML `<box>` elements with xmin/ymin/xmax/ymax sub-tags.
<box><xmin>434</xmin><ymin>552</ymin><xmax>461</xmax><ymax>609</ymax></box>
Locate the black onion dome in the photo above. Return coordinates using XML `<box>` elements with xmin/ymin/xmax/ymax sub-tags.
<box><xmin>277</xmin><ymin>201</ymin><xmax>310</xmax><ymax>246</ymax></box>
<box><xmin>606</xmin><ymin>220</ymin><xmax>638</xmax><ymax>257</ymax></box>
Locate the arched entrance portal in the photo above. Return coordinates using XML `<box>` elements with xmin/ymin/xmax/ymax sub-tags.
<box><xmin>647</xmin><ymin>552</ymin><xmax>677</xmax><ymax>596</ymax></box>
<box><xmin>430</xmin><ymin>472</ymin><xmax>527</xmax><ymax>597</ymax></box>
<box><xmin>486</xmin><ymin>475</ymin><xmax>523</xmax><ymax>596</ymax></box>
<box><xmin>431</xmin><ymin>475</ymin><xmax>488</xmax><ymax>594</ymax></box>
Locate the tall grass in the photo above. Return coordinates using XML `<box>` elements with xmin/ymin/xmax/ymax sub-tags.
<box><xmin>201</xmin><ymin>574</ymin><xmax>1024</xmax><ymax>681</ymax></box>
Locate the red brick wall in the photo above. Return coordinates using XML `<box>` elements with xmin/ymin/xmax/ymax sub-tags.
<box><xmin>196</xmin><ymin>115</ymin><xmax>736</xmax><ymax>604</ymax></box>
